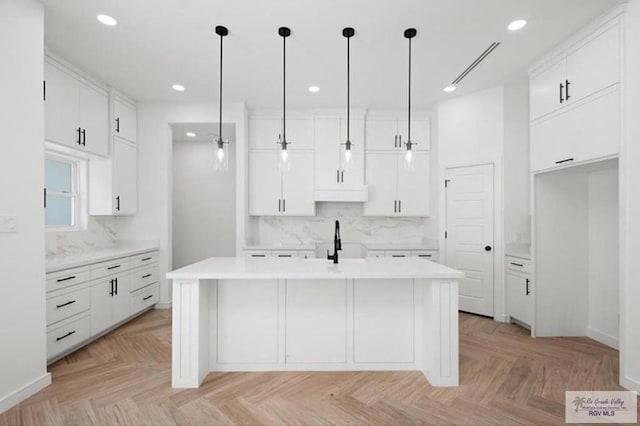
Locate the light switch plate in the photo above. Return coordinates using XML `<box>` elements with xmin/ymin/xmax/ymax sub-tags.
<box><xmin>0</xmin><ymin>216</ymin><xmax>18</xmax><ymax>233</ymax></box>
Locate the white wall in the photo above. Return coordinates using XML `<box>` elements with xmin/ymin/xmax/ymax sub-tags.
<box><xmin>172</xmin><ymin>135</ymin><xmax>237</xmax><ymax>269</ymax></box>
<box><xmin>621</xmin><ymin>0</ymin><xmax>640</xmax><ymax>391</ymax></box>
<box><xmin>437</xmin><ymin>86</ymin><xmax>507</xmax><ymax>321</ymax></box>
<box><xmin>588</xmin><ymin>167</ymin><xmax>619</xmax><ymax>348</ymax></box>
<box><xmin>0</xmin><ymin>0</ymin><xmax>50</xmax><ymax>412</ymax></box>
<box><xmin>117</xmin><ymin>103</ymin><xmax>247</xmax><ymax>306</ymax></box>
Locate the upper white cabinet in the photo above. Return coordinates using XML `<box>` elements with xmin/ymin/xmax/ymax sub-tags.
<box><xmin>44</xmin><ymin>61</ymin><xmax>109</xmax><ymax>157</ymax></box>
<box><xmin>249</xmin><ymin>115</ymin><xmax>314</xmax><ymax>150</ymax></box>
<box><xmin>113</xmin><ymin>96</ymin><xmax>137</xmax><ymax>144</ymax></box>
<box><xmin>365</xmin><ymin>115</ymin><xmax>430</xmax><ymax>151</ymax></box>
<box><xmin>315</xmin><ymin>115</ymin><xmax>365</xmax><ymax>187</ymax></box>
<box><xmin>529</xmin><ymin>21</ymin><xmax>620</xmax><ymax>122</ymax></box>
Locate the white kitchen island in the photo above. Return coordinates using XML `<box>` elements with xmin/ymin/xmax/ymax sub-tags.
<box><xmin>166</xmin><ymin>257</ymin><xmax>464</xmax><ymax>388</ymax></box>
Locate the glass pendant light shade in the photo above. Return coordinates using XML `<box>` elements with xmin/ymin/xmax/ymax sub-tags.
<box><xmin>340</xmin><ymin>140</ymin><xmax>354</xmax><ymax>172</ymax></box>
<box><xmin>403</xmin><ymin>141</ymin><xmax>415</xmax><ymax>171</ymax></box>
<box><xmin>215</xmin><ymin>137</ymin><xmax>229</xmax><ymax>171</ymax></box>
<box><xmin>278</xmin><ymin>133</ymin><xmax>290</xmax><ymax>171</ymax></box>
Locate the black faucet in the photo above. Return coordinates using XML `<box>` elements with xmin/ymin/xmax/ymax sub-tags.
<box><xmin>327</xmin><ymin>220</ymin><xmax>342</xmax><ymax>264</ymax></box>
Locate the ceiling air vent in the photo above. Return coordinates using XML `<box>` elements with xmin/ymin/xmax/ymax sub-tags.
<box><xmin>451</xmin><ymin>41</ymin><xmax>500</xmax><ymax>85</ymax></box>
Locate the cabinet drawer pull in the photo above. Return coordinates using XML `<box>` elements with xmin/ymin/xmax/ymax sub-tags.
<box><xmin>555</xmin><ymin>158</ymin><xmax>574</xmax><ymax>164</ymax></box>
<box><xmin>107</xmin><ymin>265</ymin><xmax>121</xmax><ymax>270</ymax></box>
<box><xmin>142</xmin><ymin>257</ymin><xmax>152</xmax><ymax>262</ymax></box>
<box><xmin>391</xmin><ymin>254</ymin><xmax>406</xmax><ymax>258</ymax></box>
<box><xmin>277</xmin><ymin>254</ymin><xmax>292</xmax><ymax>258</ymax></box>
<box><xmin>418</xmin><ymin>254</ymin><xmax>432</xmax><ymax>258</ymax></box>
<box><xmin>526</xmin><ymin>278</ymin><xmax>531</xmax><ymax>296</ymax></box>
<box><xmin>56</xmin><ymin>300</ymin><xmax>76</xmax><ymax>309</ymax></box>
<box><xmin>142</xmin><ymin>273</ymin><xmax>152</xmax><ymax>279</ymax></box>
<box><xmin>510</xmin><ymin>262</ymin><xmax>524</xmax><ymax>267</ymax></box>
<box><xmin>56</xmin><ymin>330</ymin><xmax>76</xmax><ymax>342</ymax></box>
<box><xmin>143</xmin><ymin>295</ymin><xmax>153</xmax><ymax>301</ymax></box>
<box><xmin>56</xmin><ymin>275</ymin><xmax>76</xmax><ymax>283</ymax></box>
<box><xmin>251</xmin><ymin>254</ymin><xmax>266</xmax><ymax>257</ymax></box>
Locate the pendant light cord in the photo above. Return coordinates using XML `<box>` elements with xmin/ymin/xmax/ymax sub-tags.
<box><xmin>347</xmin><ymin>34</ymin><xmax>350</xmax><ymax>142</ymax></box>
<box><xmin>283</xmin><ymin>34</ymin><xmax>286</xmax><ymax>143</ymax></box>
<box><xmin>219</xmin><ymin>32</ymin><xmax>223</xmax><ymax>142</ymax></box>
<box><xmin>408</xmin><ymin>36</ymin><xmax>411</xmax><ymax>143</ymax></box>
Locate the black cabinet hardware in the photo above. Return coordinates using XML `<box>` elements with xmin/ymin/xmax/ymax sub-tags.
<box><xmin>44</xmin><ymin>188</ymin><xmax>47</xmax><ymax>209</ymax></box>
<box><xmin>341</xmin><ymin>171</ymin><xmax>344</xmax><ymax>182</ymax></box>
<box><xmin>391</xmin><ymin>254</ymin><xmax>406</xmax><ymax>258</ymax></box>
<box><xmin>278</xmin><ymin>199</ymin><xmax>281</xmax><ymax>212</ymax></box>
<box><xmin>109</xmin><ymin>279</ymin><xmax>114</xmax><ymax>296</ymax></box>
<box><xmin>565</xmin><ymin>80</ymin><xmax>570</xmax><ymax>100</ymax></box>
<box><xmin>418</xmin><ymin>254</ymin><xmax>432</xmax><ymax>258</ymax></box>
<box><xmin>526</xmin><ymin>278</ymin><xmax>531</xmax><ymax>295</ymax></box>
<box><xmin>116</xmin><ymin>117</ymin><xmax>120</xmax><ymax>133</ymax></box>
<box><xmin>394</xmin><ymin>200</ymin><xmax>397</xmax><ymax>213</ymax></box>
<box><xmin>394</xmin><ymin>135</ymin><xmax>398</xmax><ymax>148</ymax></box>
<box><xmin>278</xmin><ymin>254</ymin><xmax>292</xmax><ymax>258</ymax></box>
<box><xmin>398</xmin><ymin>200</ymin><xmax>401</xmax><ymax>213</ymax></box>
<box><xmin>142</xmin><ymin>257</ymin><xmax>152</xmax><ymax>261</ymax></box>
<box><xmin>107</xmin><ymin>265</ymin><xmax>121</xmax><ymax>270</ymax></box>
<box><xmin>76</xmin><ymin>127</ymin><xmax>82</xmax><ymax>144</ymax></box>
<box><xmin>143</xmin><ymin>295</ymin><xmax>153</xmax><ymax>301</ymax></box>
<box><xmin>43</xmin><ymin>80</ymin><xmax>46</xmax><ymax>101</ymax></box>
<box><xmin>115</xmin><ymin>196</ymin><xmax>120</xmax><ymax>211</ymax></box>
<box><xmin>56</xmin><ymin>330</ymin><xmax>76</xmax><ymax>342</ymax></box>
<box><xmin>56</xmin><ymin>300</ymin><xmax>76</xmax><ymax>309</ymax></box>
<box><xmin>56</xmin><ymin>276</ymin><xmax>76</xmax><ymax>283</ymax></box>
<box><xmin>142</xmin><ymin>273</ymin><xmax>152</xmax><ymax>279</ymax></box>
<box><xmin>337</xmin><ymin>169</ymin><xmax>340</xmax><ymax>183</ymax></box>
<box><xmin>555</xmin><ymin>158</ymin><xmax>574</xmax><ymax>165</ymax></box>
<box><xmin>251</xmin><ymin>254</ymin><xmax>266</xmax><ymax>257</ymax></box>
<box><xmin>485</xmin><ymin>245</ymin><xmax>492</xmax><ymax>252</ymax></box>
<box><xmin>115</xmin><ymin>278</ymin><xmax>118</xmax><ymax>295</ymax></box>
<box><xmin>81</xmin><ymin>129</ymin><xmax>86</xmax><ymax>146</ymax></box>
<box><xmin>559</xmin><ymin>82</ymin><xmax>565</xmax><ymax>103</ymax></box>
<box><xmin>282</xmin><ymin>199</ymin><xmax>286</xmax><ymax>212</ymax></box>
<box><xmin>510</xmin><ymin>262</ymin><xmax>524</xmax><ymax>267</ymax></box>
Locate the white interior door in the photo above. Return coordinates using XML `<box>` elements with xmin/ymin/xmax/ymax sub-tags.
<box><xmin>445</xmin><ymin>164</ymin><xmax>494</xmax><ymax>317</ymax></box>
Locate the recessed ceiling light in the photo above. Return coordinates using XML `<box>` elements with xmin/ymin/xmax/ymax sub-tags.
<box><xmin>172</xmin><ymin>84</ymin><xmax>185</xmax><ymax>92</ymax></box>
<box><xmin>443</xmin><ymin>85</ymin><xmax>457</xmax><ymax>93</ymax></box>
<box><xmin>97</xmin><ymin>14</ymin><xmax>118</xmax><ymax>27</ymax></box>
<box><xmin>308</xmin><ymin>86</ymin><xmax>320</xmax><ymax>93</ymax></box>
<box><xmin>185</xmin><ymin>132</ymin><xmax>196</xmax><ymax>137</ymax></box>
<box><xmin>508</xmin><ymin>19</ymin><xmax>527</xmax><ymax>31</ymax></box>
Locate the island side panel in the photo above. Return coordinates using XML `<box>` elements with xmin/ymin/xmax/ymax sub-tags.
<box><xmin>421</xmin><ymin>279</ymin><xmax>459</xmax><ymax>386</ymax></box>
<box><xmin>172</xmin><ymin>279</ymin><xmax>210</xmax><ymax>388</ymax></box>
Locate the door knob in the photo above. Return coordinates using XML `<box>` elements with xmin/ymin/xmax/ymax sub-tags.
<box><xmin>484</xmin><ymin>245</ymin><xmax>492</xmax><ymax>252</ymax></box>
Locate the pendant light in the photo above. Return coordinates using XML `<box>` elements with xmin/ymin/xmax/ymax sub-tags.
<box><xmin>403</xmin><ymin>28</ymin><xmax>417</xmax><ymax>170</ymax></box>
<box><xmin>214</xmin><ymin>25</ymin><xmax>229</xmax><ymax>171</ymax></box>
<box><xmin>277</xmin><ymin>26</ymin><xmax>292</xmax><ymax>170</ymax></box>
<box><xmin>340</xmin><ymin>27</ymin><xmax>355</xmax><ymax>172</ymax></box>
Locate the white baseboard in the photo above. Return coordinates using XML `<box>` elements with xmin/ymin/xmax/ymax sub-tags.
<box><xmin>155</xmin><ymin>301</ymin><xmax>172</xmax><ymax>309</ymax></box>
<box><xmin>621</xmin><ymin>375</ymin><xmax>640</xmax><ymax>392</ymax></box>
<box><xmin>587</xmin><ymin>327</ymin><xmax>619</xmax><ymax>349</ymax></box>
<box><xmin>0</xmin><ymin>373</ymin><xmax>51</xmax><ymax>414</ymax></box>
<box><xmin>494</xmin><ymin>314</ymin><xmax>510</xmax><ymax>323</ymax></box>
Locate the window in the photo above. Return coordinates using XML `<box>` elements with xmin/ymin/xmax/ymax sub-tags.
<box><xmin>45</xmin><ymin>153</ymin><xmax>85</xmax><ymax>230</ymax></box>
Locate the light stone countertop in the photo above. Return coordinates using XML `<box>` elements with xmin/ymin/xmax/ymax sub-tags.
<box><xmin>243</xmin><ymin>240</ymin><xmax>439</xmax><ymax>252</ymax></box>
<box><xmin>167</xmin><ymin>256</ymin><xmax>463</xmax><ymax>280</ymax></box>
<box><xmin>46</xmin><ymin>241</ymin><xmax>159</xmax><ymax>273</ymax></box>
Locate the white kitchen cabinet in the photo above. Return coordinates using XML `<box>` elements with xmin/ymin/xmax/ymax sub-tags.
<box><xmin>506</xmin><ymin>257</ymin><xmax>533</xmax><ymax>327</ymax></box>
<box><xmin>248</xmin><ymin>150</ymin><xmax>315</xmax><ymax>216</ymax></box>
<box><xmin>315</xmin><ymin>116</ymin><xmax>365</xmax><ymax>188</ymax></box>
<box><xmin>90</xmin><ymin>273</ymin><xmax>131</xmax><ymax>335</ymax></box>
<box><xmin>364</xmin><ymin>151</ymin><xmax>429</xmax><ymax>216</ymax></box>
<box><xmin>531</xmin><ymin>88</ymin><xmax>619</xmax><ymax>172</ymax></box>
<box><xmin>44</xmin><ymin>60</ymin><xmax>109</xmax><ymax>157</ymax></box>
<box><xmin>398</xmin><ymin>119</ymin><xmax>430</xmax><ymax>151</ymax></box>
<box><xmin>366</xmin><ymin>116</ymin><xmax>430</xmax><ymax>151</ymax></box>
<box><xmin>529</xmin><ymin>20</ymin><xmax>620</xmax><ymax>122</ymax></box>
<box><xmin>89</xmin><ymin>139</ymin><xmax>138</xmax><ymax>215</ymax></box>
<box><xmin>113</xmin><ymin>96</ymin><xmax>137</xmax><ymax>144</ymax></box>
<box><xmin>249</xmin><ymin>115</ymin><xmax>314</xmax><ymax>150</ymax></box>
<box><xmin>354</xmin><ymin>279</ymin><xmax>414</xmax><ymax>363</ymax></box>
<box><xmin>285</xmin><ymin>279</ymin><xmax>347</xmax><ymax>364</ymax></box>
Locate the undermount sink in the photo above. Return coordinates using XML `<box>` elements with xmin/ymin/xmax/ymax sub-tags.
<box><xmin>314</xmin><ymin>242</ymin><xmax>367</xmax><ymax>259</ymax></box>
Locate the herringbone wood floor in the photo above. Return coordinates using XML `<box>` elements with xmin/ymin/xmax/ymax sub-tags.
<box><xmin>1</xmin><ymin>309</ymin><xmax>637</xmax><ymax>425</ymax></box>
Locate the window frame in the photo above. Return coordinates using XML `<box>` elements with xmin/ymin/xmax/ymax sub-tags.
<box><xmin>45</xmin><ymin>151</ymin><xmax>87</xmax><ymax>232</ymax></box>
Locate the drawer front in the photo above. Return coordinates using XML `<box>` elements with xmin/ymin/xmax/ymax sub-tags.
<box><xmin>46</xmin><ymin>266</ymin><xmax>91</xmax><ymax>292</ymax></box>
<box><xmin>506</xmin><ymin>257</ymin><xmax>532</xmax><ymax>274</ymax></box>
<box><xmin>386</xmin><ymin>251</ymin><xmax>412</xmax><ymax>258</ymax></box>
<box><xmin>46</xmin><ymin>287</ymin><xmax>90</xmax><ymax>326</ymax></box>
<box><xmin>91</xmin><ymin>258</ymin><xmax>131</xmax><ymax>279</ymax></box>
<box><xmin>244</xmin><ymin>250</ymin><xmax>272</xmax><ymax>258</ymax></box>
<box><xmin>47</xmin><ymin>315</ymin><xmax>91</xmax><ymax>361</ymax></box>
<box><xmin>130</xmin><ymin>284</ymin><xmax>159</xmax><ymax>315</ymax></box>
<box><xmin>273</xmin><ymin>250</ymin><xmax>298</xmax><ymax>258</ymax></box>
<box><xmin>130</xmin><ymin>266</ymin><xmax>158</xmax><ymax>293</ymax></box>
<box><xmin>130</xmin><ymin>251</ymin><xmax>158</xmax><ymax>268</ymax></box>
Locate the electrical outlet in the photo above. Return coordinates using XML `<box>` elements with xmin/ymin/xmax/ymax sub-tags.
<box><xmin>0</xmin><ymin>216</ymin><xmax>17</xmax><ymax>233</ymax></box>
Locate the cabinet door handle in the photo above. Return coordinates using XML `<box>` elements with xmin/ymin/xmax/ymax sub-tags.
<box><xmin>56</xmin><ymin>275</ymin><xmax>76</xmax><ymax>283</ymax></box>
<box><xmin>56</xmin><ymin>330</ymin><xmax>76</xmax><ymax>342</ymax></box>
<box><xmin>398</xmin><ymin>134</ymin><xmax>402</xmax><ymax>147</ymax></box>
<box><xmin>142</xmin><ymin>273</ymin><xmax>152</xmax><ymax>279</ymax></box>
<box><xmin>526</xmin><ymin>278</ymin><xmax>531</xmax><ymax>295</ymax></box>
<box><xmin>555</xmin><ymin>158</ymin><xmax>574</xmax><ymax>165</ymax></box>
<box><xmin>143</xmin><ymin>295</ymin><xmax>153</xmax><ymax>301</ymax></box>
<box><xmin>77</xmin><ymin>127</ymin><xmax>82</xmax><ymax>145</ymax></box>
<box><xmin>565</xmin><ymin>80</ymin><xmax>570</xmax><ymax>100</ymax></box>
<box><xmin>398</xmin><ymin>200</ymin><xmax>401</xmax><ymax>213</ymax></box>
<box><xmin>56</xmin><ymin>300</ymin><xmax>76</xmax><ymax>309</ymax></box>
<box><xmin>394</xmin><ymin>135</ymin><xmax>398</xmax><ymax>148</ymax></box>
<box><xmin>109</xmin><ymin>279</ymin><xmax>114</xmax><ymax>296</ymax></box>
<box><xmin>81</xmin><ymin>129</ymin><xmax>86</xmax><ymax>146</ymax></box>
<box><xmin>510</xmin><ymin>262</ymin><xmax>524</xmax><ymax>267</ymax></box>
<box><xmin>341</xmin><ymin>171</ymin><xmax>344</xmax><ymax>182</ymax></box>
<box><xmin>559</xmin><ymin>82</ymin><xmax>565</xmax><ymax>103</ymax></box>
<box><xmin>116</xmin><ymin>117</ymin><xmax>120</xmax><ymax>133</ymax></box>
<box><xmin>394</xmin><ymin>200</ymin><xmax>397</xmax><ymax>213</ymax></box>
<box><xmin>337</xmin><ymin>169</ymin><xmax>340</xmax><ymax>183</ymax></box>
<box><xmin>116</xmin><ymin>196</ymin><xmax>120</xmax><ymax>211</ymax></box>
<box><xmin>282</xmin><ymin>199</ymin><xmax>285</xmax><ymax>212</ymax></box>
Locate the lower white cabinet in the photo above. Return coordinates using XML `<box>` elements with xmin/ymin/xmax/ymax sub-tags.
<box><xmin>45</xmin><ymin>249</ymin><xmax>159</xmax><ymax>362</ymax></box>
<box><xmin>506</xmin><ymin>256</ymin><xmax>533</xmax><ymax>327</ymax></box>
<box><xmin>244</xmin><ymin>249</ymin><xmax>316</xmax><ymax>259</ymax></box>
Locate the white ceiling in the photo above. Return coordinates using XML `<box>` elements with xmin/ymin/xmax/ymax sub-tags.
<box><xmin>41</xmin><ymin>0</ymin><xmax>619</xmax><ymax>108</ymax></box>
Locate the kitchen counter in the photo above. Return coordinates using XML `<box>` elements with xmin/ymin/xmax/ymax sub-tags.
<box><xmin>243</xmin><ymin>240</ymin><xmax>439</xmax><ymax>252</ymax></box>
<box><xmin>46</xmin><ymin>241</ymin><xmax>159</xmax><ymax>272</ymax></box>
<box><xmin>505</xmin><ymin>243</ymin><xmax>531</xmax><ymax>260</ymax></box>
<box><xmin>167</xmin><ymin>256</ymin><xmax>463</xmax><ymax>390</ymax></box>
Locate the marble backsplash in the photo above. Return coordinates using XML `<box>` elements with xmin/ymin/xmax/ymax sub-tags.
<box><xmin>249</xmin><ymin>202</ymin><xmax>433</xmax><ymax>245</ymax></box>
<box><xmin>46</xmin><ymin>216</ymin><xmax>119</xmax><ymax>255</ymax></box>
